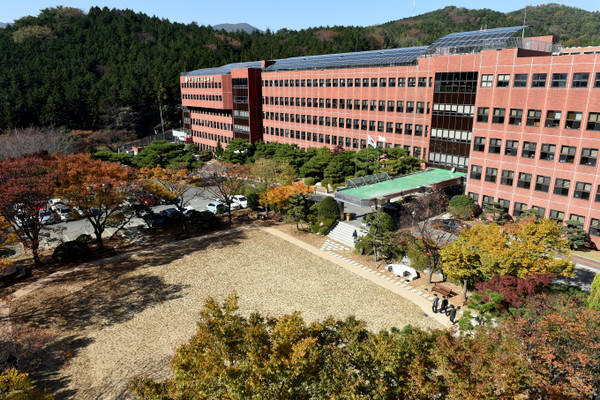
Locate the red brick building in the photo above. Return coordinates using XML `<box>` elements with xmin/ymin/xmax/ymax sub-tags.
<box><xmin>180</xmin><ymin>26</ymin><xmax>600</xmax><ymax>244</ymax></box>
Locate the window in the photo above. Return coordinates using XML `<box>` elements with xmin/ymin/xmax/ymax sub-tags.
<box><xmin>545</xmin><ymin>110</ymin><xmax>562</xmax><ymax>128</ymax></box>
<box><xmin>415</xmin><ymin>125</ymin><xmax>423</xmax><ymax>136</ymax></box>
<box><xmin>590</xmin><ymin>219</ymin><xmax>600</xmax><ymax>236</ymax></box>
<box><xmin>470</xmin><ymin>165</ymin><xmax>482</xmax><ymax>180</ymax></box>
<box><xmin>574</xmin><ymin>182</ymin><xmax>592</xmax><ymax>200</ymax></box>
<box><xmin>396</xmin><ymin>101</ymin><xmax>404</xmax><ymax>112</ymax></box>
<box><xmin>482</xmin><ymin>195</ymin><xmax>494</xmax><ymax>207</ymax></box>
<box><xmin>370</xmin><ymin>100</ymin><xmax>376</xmax><ymax>111</ymax></box>
<box><xmin>549</xmin><ymin>210</ymin><xmax>565</xmax><ymax>222</ymax></box>
<box><xmin>326</xmin><ymin>79</ymin><xmax>331</xmax><ymax>87</ymax></box>
<box><xmin>489</xmin><ymin>138</ymin><xmax>501</xmax><ymax>154</ymax></box>
<box><xmin>513</xmin><ymin>202</ymin><xmax>527</xmax><ymax>217</ymax></box>
<box><xmin>526</xmin><ymin>109</ymin><xmax>542</xmax><ymax>126</ymax></box>
<box><xmin>468</xmin><ymin>192</ymin><xmax>479</xmax><ymax>202</ymax></box>
<box><xmin>319</xmin><ymin>79</ymin><xmax>324</xmax><ymax>87</ymax></box>
<box><xmin>522</xmin><ymin>141</ymin><xmax>537</xmax><ymax>158</ymax></box>
<box><xmin>492</xmin><ymin>108</ymin><xmax>505</xmax><ymax>124</ymax></box>
<box><xmin>362</xmin><ymin>100</ymin><xmax>368</xmax><ymax>111</ymax></box>
<box><xmin>552</xmin><ymin>73</ymin><xmax>568</xmax><ymax>88</ymax></box>
<box><xmin>559</xmin><ymin>146</ymin><xmax>576</xmax><ymax>163</ymax></box>
<box><xmin>355</xmin><ymin>78</ymin><xmax>361</xmax><ymax>87</ymax></box>
<box><xmin>473</xmin><ymin>136</ymin><xmax>486</xmax><ymax>152</ymax></box>
<box><xmin>398</xmin><ymin>77</ymin><xmax>406</xmax><ymax>87</ymax></box>
<box><xmin>500</xmin><ymin>170</ymin><xmax>514</xmax><ymax>186</ymax></box>
<box><xmin>564</xmin><ymin>111</ymin><xmax>582</xmax><ymax>129</ymax></box>
<box><xmin>532</xmin><ymin>73</ymin><xmax>547</xmax><ymax>87</ymax></box>
<box><xmin>418</xmin><ymin>77</ymin><xmax>427</xmax><ymax>87</ymax></box>
<box><xmin>481</xmin><ymin>74</ymin><xmax>493</xmax><ymax>88</ymax></box>
<box><xmin>388</xmin><ymin>78</ymin><xmax>396</xmax><ymax>87</ymax></box>
<box><xmin>505</xmin><ymin>140</ymin><xmax>519</xmax><ymax>156</ymax></box>
<box><xmin>362</xmin><ymin>78</ymin><xmax>369</xmax><ymax>87</ymax></box>
<box><xmin>554</xmin><ymin>178</ymin><xmax>571</xmax><ymax>196</ymax></box>
<box><xmin>406</xmin><ymin>101</ymin><xmax>414</xmax><ymax>113</ymax></box>
<box><xmin>408</xmin><ymin>77</ymin><xmax>416</xmax><ymax>87</ymax></box>
<box><xmin>378</xmin><ymin>100</ymin><xmax>385</xmax><ymax>112</ymax></box>
<box><xmin>477</xmin><ymin>107</ymin><xmax>489</xmax><ymax>123</ymax></box>
<box><xmin>387</xmin><ymin>100</ymin><xmax>394</xmax><ymax>112</ymax></box>
<box><xmin>572</xmin><ymin>72</ymin><xmax>589</xmax><ymax>88</ymax></box>
<box><xmin>405</xmin><ymin>124</ymin><xmax>413</xmax><ymax>135</ymax></box>
<box><xmin>581</xmin><ymin>148</ymin><xmax>598</xmax><ymax>166</ymax></box>
<box><xmin>339</xmin><ymin>79</ymin><xmax>345</xmax><ymax>87</ymax></box>
<box><xmin>326</xmin><ymin>99</ymin><xmax>331</xmax><ymax>108</ymax></box>
<box><xmin>539</xmin><ymin>143</ymin><xmax>556</xmax><ymax>161</ymax></box>
<box><xmin>535</xmin><ymin>175</ymin><xmax>551</xmax><ymax>192</ymax></box>
<box><xmin>497</xmin><ymin>74</ymin><xmax>510</xmax><ymax>87</ymax></box>
<box><xmin>517</xmin><ymin>172</ymin><xmax>532</xmax><ymax>189</ymax></box>
<box><xmin>386</xmin><ymin>122</ymin><xmax>393</xmax><ymax>133</ymax></box>
<box><xmin>332</xmin><ymin>79</ymin><xmax>338</xmax><ymax>87</ymax></box>
<box><xmin>395</xmin><ymin>123</ymin><xmax>402</xmax><ymax>134</ymax></box>
<box><xmin>369</xmin><ymin>121</ymin><xmax>375</xmax><ymax>131</ymax></box>
<box><xmin>596</xmin><ymin>185</ymin><xmax>600</xmax><ymax>202</ymax></box>
<box><xmin>508</xmin><ymin>109</ymin><xmax>523</xmax><ymax>125</ymax></box>
<box><xmin>346</xmin><ymin>79</ymin><xmax>352</xmax><ymax>87</ymax></box>
<box><xmin>587</xmin><ymin>113</ymin><xmax>600</xmax><ymax>131</ymax></box>
<box><xmin>416</xmin><ymin>101</ymin><xmax>425</xmax><ymax>113</ymax></box>
<box><xmin>371</xmin><ymin>78</ymin><xmax>378</xmax><ymax>87</ymax></box>
<box><xmin>513</xmin><ymin>73</ymin><xmax>528</xmax><ymax>87</ymax></box>
<box><xmin>377</xmin><ymin>121</ymin><xmax>384</xmax><ymax>132</ymax></box>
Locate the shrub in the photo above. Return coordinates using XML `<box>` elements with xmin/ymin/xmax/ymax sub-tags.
<box><xmin>318</xmin><ymin>218</ymin><xmax>336</xmax><ymax>235</ymax></box>
<box><xmin>52</xmin><ymin>240</ymin><xmax>91</xmax><ymax>263</ymax></box>
<box><xmin>304</xmin><ymin>177</ymin><xmax>316</xmax><ymax>186</ymax></box>
<box><xmin>587</xmin><ymin>274</ymin><xmax>600</xmax><ymax>311</ymax></box>
<box><xmin>475</xmin><ymin>273</ymin><xmax>553</xmax><ymax>310</ymax></box>
<box><xmin>320</xmin><ymin>178</ymin><xmax>333</xmax><ymax>188</ymax></box>
<box><xmin>317</xmin><ymin>196</ymin><xmax>340</xmax><ymax>219</ymax></box>
<box><xmin>355</xmin><ymin>237</ymin><xmax>373</xmax><ymax>255</ymax></box>
<box><xmin>448</xmin><ymin>194</ymin><xmax>477</xmax><ymax>220</ymax></box>
<box><xmin>246</xmin><ymin>193</ymin><xmax>261</xmax><ymax>210</ymax></box>
<box><xmin>76</xmin><ymin>234</ymin><xmax>92</xmax><ymax>243</ymax></box>
<box><xmin>191</xmin><ymin>211</ymin><xmax>220</xmax><ymax>230</ymax></box>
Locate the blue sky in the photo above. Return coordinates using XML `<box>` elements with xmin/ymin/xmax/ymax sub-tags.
<box><xmin>3</xmin><ymin>1</ymin><xmax>599</xmax><ymax>31</ymax></box>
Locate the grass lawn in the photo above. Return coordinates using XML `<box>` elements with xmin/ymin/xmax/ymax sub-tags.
<box><xmin>9</xmin><ymin>229</ymin><xmax>441</xmax><ymax>400</ymax></box>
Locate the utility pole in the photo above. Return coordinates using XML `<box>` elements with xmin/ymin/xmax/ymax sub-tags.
<box><xmin>159</xmin><ymin>102</ymin><xmax>165</xmax><ymax>140</ymax></box>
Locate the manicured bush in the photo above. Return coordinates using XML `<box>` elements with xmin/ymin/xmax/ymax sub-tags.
<box><xmin>317</xmin><ymin>196</ymin><xmax>340</xmax><ymax>219</ymax></box>
<box><xmin>246</xmin><ymin>193</ymin><xmax>261</xmax><ymax>210</ymax></box>
<box><xmin>304</xmin><ymin>177</ymin><xmax>316</xmax><ymax>186</ymax></box>
<box><xmin>52</xmin><ymin>240</ymin><xmax>91</xmax><ymax>263</ymax></box>
<box><xmin>76</xmin><ymin>234</ymin><xmax>92</xmax><ymax>243</ymax></box>
<box><xmin>320</xmin><ymin>178</ymin><xmax>333</xmax><ymax>188</ymax></box>
<box><xmin>318</xmin><ymin>218</ymin><xmax>336</xmax><ymax>235</ymax></box>
<box><xmin>190</xmin><ymin>211</ymin><xmax>220</xmax><ymax>230</ymax></box>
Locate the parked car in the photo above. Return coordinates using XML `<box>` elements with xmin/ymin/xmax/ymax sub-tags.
<box><xmin>55</xmin><ymin>205</ymin><xmax>73</xmax><ymax>222</ymax></box>
<box><xmin>182</xmin><ymin>206</ymin><xmax>196</xmax><ymax>220</ymax></box>
<box><xmin>227</xmin><ymin>201</ymin><xmax>241</xmax><ymax>211</ymax></box>
<box><xmin>39</xmin><ymin>209</ymin><xmax>58</xmax><ymax>225</ymax></box>
<box><xmin>160</xmin><ymin>208</ymin><xmax>182</xmax><ymax>222</ymax></box>
<box><xmin>206</xmin><ymin>201</ymin><xmax>225</xmax><ymax>214</ymax></box>
<box><xmin>48</xmin><ymin>198</ymin><xmax>64</xmax><ymax>211</ymax></box>
<box><xmin>144</xmin><ymin>212</ymin><xmax>166</xmax><ymax>228</ymax></box>
<box><xmin>136</xmin><ymin>193</ymin><xmax>161</xmax><ymax>207</ymax></box>
<box><xmin>231</xmin><ymin>195</ymin><xmax>248</xmax><ymax>209</ymax></box>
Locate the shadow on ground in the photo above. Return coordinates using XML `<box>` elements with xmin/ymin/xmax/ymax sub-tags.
<box><xmin>553</xmin><ymin>267</ymin><xmax>597</xmax><ymax>292</ymax></box>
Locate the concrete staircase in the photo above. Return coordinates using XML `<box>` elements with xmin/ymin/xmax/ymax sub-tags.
<box><xmin>327</xmin><ymin>221</ymin><xmax>367</xmax><ymax>248</ymax></box>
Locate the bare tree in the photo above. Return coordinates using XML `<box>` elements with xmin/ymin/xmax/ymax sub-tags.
<box><xmin>197</xmin><ymin>162</ymin><xmax>250</xmax><ymax>223</ymax></box>
<box><xmin>0</xmin><ymin>127</ymin><xmax>78</xmax><ymax>160</ymax></box>
<box><xmin>87</xmin><ymin>129</ymin><xmax>137</xmax><ymax>152</ymax></box>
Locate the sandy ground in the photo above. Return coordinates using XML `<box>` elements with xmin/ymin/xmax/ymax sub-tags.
<box><xmin>9</xmin><ymin>229</ymin><xmax>442</xmax><ymax>399</ymax></box>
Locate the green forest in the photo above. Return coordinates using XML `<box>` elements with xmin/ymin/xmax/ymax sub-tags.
<box><xmin>1</xmin><ymin>4</ymin><xmax>599</xmax><ymax>135</ymax></box>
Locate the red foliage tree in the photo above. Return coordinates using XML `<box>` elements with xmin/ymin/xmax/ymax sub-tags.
<box><xmin>475</xmin><ymin>273</ymin><xmax>553</xmax><ymax>309</ymax></box>
<box><xmin>0</xmin><ymin>152</ymin><xmax>58</xmax><ymax>264</ymax></box>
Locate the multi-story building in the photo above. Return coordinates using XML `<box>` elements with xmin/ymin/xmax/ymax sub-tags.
<box><xmin>180</xmin><ymin>26</ymin><xmax>600</xmax><ymax>245</ymax></box>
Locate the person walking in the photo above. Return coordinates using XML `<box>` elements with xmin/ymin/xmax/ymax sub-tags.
<box><xmin>432</xmin><ymin>293</ymin><xmax>439</xmax><ymax>313</ymax></box>
<box><xmin>439</xmin><ymin>296</ymin><xmax>449</xmax><ymax>314</ymax></box>
<box><xmin>445</xmin><ymin>304</ymin><xmax>455</xmax><ymax>317</ymax></box>
<box><xmin>449</xmin><ymin>306</ymin><xmax>458</xmax><ymax>324</ymax></box>
<box><xmin>352</xmin><ymin>230</ymin><xmax>358</xmax><ymax>243</ymax></box>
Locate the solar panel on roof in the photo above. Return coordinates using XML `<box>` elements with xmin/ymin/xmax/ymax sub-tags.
<box><xmin>427</xmin><ymin>26</ymin><xmax>527</xmax><ymax>50</ymax></box>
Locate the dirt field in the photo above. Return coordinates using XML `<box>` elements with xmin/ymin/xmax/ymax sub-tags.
<box><xmin>9</xmin><ymin>229</ymin><xmax>442</xmax><ymax>399</ymax></box>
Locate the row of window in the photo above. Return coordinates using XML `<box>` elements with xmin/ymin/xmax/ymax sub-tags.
<box><xmin>263</xmin><ymin>113</ymin><xmax>428</xmax><ymax>136</ymax></box>
<box><xmin>181</xmin><ymin>81</ymin><xmax>222</xmax><ymax>89</ymax></box>
<box><xmin>182</xmin><ymin>93</ymin><xmax>223</xmax><ymax>102</ymax></box>
<box><xmin>472</xmin><ymin>137</ymin><xmax>598</xmax><ymax>167</ymax></box>
<box><xmin>190</xmin><ymin>118</ymin><xmax>232</xmax><ymax>131</ymax></box>
<box><xmin>262</xmin><ymin>76</ymin><xmax>432</xmax><ymax>89</ymax></box>
<box><xmin>262</xmin><ymin>126</ymin><xmax>424</xmax><ymax>154</ymax></box>
<box><xmin>262</xmin><ymin>96</ymin><xmax>430</xmax><ymax>114</ymax></box>
<box><xmin>469</xmin><ymin>192</ymin><xmax>600</xmax><ymax>237</ymax></box>
<box><xmin>475</xmin><ymin>108</ymin><xmax>600</xmax><ymax>131</ymax></box>
<box><xmin>480</xmin><ymin>72</ymin><xmax>600</xmax><ymax>89</ymax></box>
<box><xmin>470</xmin><ymin>165</ymin><xmax>597</xmax><ymax>201</ymax></box>
<box><xmin>192</xmin><ymin>131</ymin><xmax>230</xmax><ymax>144</ymax></box>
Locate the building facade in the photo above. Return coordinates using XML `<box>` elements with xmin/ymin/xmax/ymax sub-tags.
<box><xmin>180</xmin><ymin>27</ymin><xmax>600</xmax><ymax>244</ymax></box>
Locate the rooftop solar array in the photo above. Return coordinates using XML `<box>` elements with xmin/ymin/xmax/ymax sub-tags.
<box><xmin>182</xmin><ymin>26</ymin><xmax>527</xmax><ymax>77</ymax></box>
<box><xmin>427</xmin><ymin>26</ymin><xmax>527</xmax><ymax>50</ymax></box>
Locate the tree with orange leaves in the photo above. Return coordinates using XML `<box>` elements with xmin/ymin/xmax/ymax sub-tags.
<box><xmin>0</xmin><ymin>152</ymin><xmax>58</xmax><ymax>265</ymax></box>
<box><xmin>259</xmin><ymin>181</ymin><xmax>314</xmax><ymax>214</ymax></box>
<box><xmin>57</xmin><ymin>153</ymin><xmax>139</xmax><ymax>248</ymax></box>
<box><xmin>0</xmin><ymin>215</ymin><xmax>16</xmax><ymax>274</ymax></box>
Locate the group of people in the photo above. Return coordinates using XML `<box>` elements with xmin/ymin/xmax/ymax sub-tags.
<box><xmin>432</xmin><ymin>294</ymin><xmax>458</xmax><ymax>323</ymax></box>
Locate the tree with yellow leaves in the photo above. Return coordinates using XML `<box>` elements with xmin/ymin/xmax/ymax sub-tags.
<box><xmin>441</xmin><ymin>216</ymin><xmax>573</xmax><ymax>289</ymax></box>
<box><xmin>259</xmin><ymin>181</ymin><xmax>313</xmax><ymax>214</ymax></box>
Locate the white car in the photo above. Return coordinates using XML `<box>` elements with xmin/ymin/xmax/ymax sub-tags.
<box><xmin>55</xmin><ymin>205</ymin><xmax>73</xmax><ymax>222</ymax></box>
<box><xmin>231</xmin><ymin>195</ymin><xmax>248</xmax><ymax>209</ymax></box>
<box><xmin>206</xmin><ymin>201</ymin><xmax>225</xmax><ymax>214</ymax></box>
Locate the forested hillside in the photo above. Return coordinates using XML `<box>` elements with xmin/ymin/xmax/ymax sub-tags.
<box><xmin>0</xmin><ymin>4</ymin><xmax>598</xmax><ymax>135</ymax></box>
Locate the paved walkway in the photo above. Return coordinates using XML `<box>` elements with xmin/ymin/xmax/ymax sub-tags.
<box><xmin>1</xmin><ymin>225</ymin><xmax>452</xmax><ymax>344</ymax></box>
